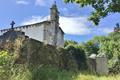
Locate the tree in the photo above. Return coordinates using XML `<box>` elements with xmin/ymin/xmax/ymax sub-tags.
<box><xmin>80</xmin><ymin>39</ymin><xmax>100</xmax><ymax>56</ymax></box>
<box><xmin>65</xmin><ymin>45</ymin><xmax>87</xmax><ymax>70</ymax></box>
<box><xmin>99</xmin><ymin>32</ymin><xmax>120</xmax><ymax>59</ymax></box>
<box><xmin>99</xmin><ymin>32</ymin><xmax>120</xmax><ymax>73</ymax></box>
<box><xmin>64</xmin><ymin>0</ymin><xmax>120</xmax><ymax>25</ymax></box>
<box><xmin>64</xmin><ymin>40</ymin><xmax>87</xmax><ymax>70</ymax></box>
<box><xmin>64</xmin><ymin>40</ymin><xmax>78</xmax><ymax>48</ymax></box>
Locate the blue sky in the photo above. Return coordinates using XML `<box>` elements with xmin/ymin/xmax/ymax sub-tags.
<box><xmin>0</xmin><ymin>0</ymin><xmax>120</xmax><ymax>43</ymax></box>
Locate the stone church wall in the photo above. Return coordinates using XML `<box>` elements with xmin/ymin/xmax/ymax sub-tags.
<box><xmin>0</xmin><ymin>22</ymin><xmax>64</xmax><ymax>47</ymax></box>
<box><xmin>43</xmin><ymin>22</ymin><xmax>56</xmax><ymax>45</ymax></box>
<box><xmin>57</xmin><ymin>28</ymin><xmax>64</xmax><ymax>47</ymax></box>
<box><xmin>17</xmin><ymin>24</ymin><xmax>44</xmax><ymax>42</ymax></box>
<box><xmin>43</xmin><ymin>22</ymin><xmax>64</xmax><ymax>47</ymax></box>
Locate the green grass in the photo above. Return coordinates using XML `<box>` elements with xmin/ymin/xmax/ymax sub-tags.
<box><xmin>0</xmin><ymin>64</ymin><xmax>120</xmax><ymax>80</ymax></box>
<box><xmin>8</xmin><ymin>65</ymin><xmax>120</xmax><ymax>80</ymax></box>
<box><xmin>73</xmin><ymin>73</ymin><xmax>120</xmax><ymax>80</ymax></box>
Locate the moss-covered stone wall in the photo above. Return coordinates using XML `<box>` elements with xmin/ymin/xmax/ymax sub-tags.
<box><xmin>0</xmin><ymin>35</ymin><xmax>78</xmax><ymax>71</ymax></box>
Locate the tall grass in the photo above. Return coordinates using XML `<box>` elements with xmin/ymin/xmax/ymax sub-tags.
<box><xmin>8</xmin><ymin>65</ymin><xmax>75</xmax><ymax>80</ymax></box>
<box><xmin>0</xmin><ymin>51</ymin><xmax>120</xmax><ymax>80</ymax></box>
<box><xmin>8</xmin><ymin>65</ymin><xmax>120</xmax><ymax>80</ymax></box>
<box><xmin>74</xmin><ymin>72</ymin><xmax>120</xmax><ymax>80</ymax></box>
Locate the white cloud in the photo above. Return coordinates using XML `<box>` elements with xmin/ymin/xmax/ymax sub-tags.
<box><xmin>35</xmin><ymin>0</ymin><xmax>54</xmax><ymax>6</ymax></box>
<box><xmin>21</xmin><ymin>16</ymin><xmax>49</xmax><ymax>25</ymax></box>
<box><xmin>16</xmin><ymin>0</ymin><xmax>29</xmax><ymax>5</ymax></box>
<box><xmin>91</xmin><ymin>27</ymin><xmax>113</xmax><ymax>35</ymax></box>
<box><xmin>102</xmin><ymin>28</ymin><xmax>113</xmax><ymax>33</ymax></box>
<box><xmin>21</xmin><ymin>15</ymin><xmax>113</xmax><ymax>35</ymax></box>
<box><xmin>59</xmin><ymin>16</ymin><xmax>91</xmax><ymax>35</ymax></box>
<box><xmin>21</xmin><ymin>16</ymin><xmax>91</xmax><ymax>35</ymax></box>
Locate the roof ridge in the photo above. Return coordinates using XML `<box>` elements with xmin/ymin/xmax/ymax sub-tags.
<box><xmin>0</xmin><ymin>21</ymin><xmax>50</xmax><ymax>32</ymax></box>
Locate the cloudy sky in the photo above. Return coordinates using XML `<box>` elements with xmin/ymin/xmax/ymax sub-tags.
<box><xmin>0</xmin><ymin>0</ymin><xmax>120</xmax><ymax>43</ymax></box>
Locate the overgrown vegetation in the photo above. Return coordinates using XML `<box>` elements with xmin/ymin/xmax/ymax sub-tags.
<box><xmin>0</xmin><ymin>51</ymin><xmax>120</xmax><ymax>80</ymax></box>
<box><xmin>0</xmin><ymin>31</ymin><xmax>120</xmax><ymax>79</ymax></box>
<box><xmin>64</xmin><ymin>31</ymin><xmax>120</xmax><ymax>74</ymax></box>
<box><xmin>64</xmin><ymin>41</ymin><xmax>87</xmax><ymax>70</ymax></box>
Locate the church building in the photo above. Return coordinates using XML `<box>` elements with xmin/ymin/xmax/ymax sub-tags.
<box><xmin>0</xmin><ymin>3</ymin><xmax>64</xmax><ymax>48</ymax></box>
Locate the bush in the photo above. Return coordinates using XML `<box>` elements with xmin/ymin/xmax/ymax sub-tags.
<box><xmin>109</xmin><ymin>55</ymin><xmax>120</xmax><ymax>74</ymax></box>
<box><xmin>59</xmin><ymin>48</ymin><xmax>78</xmax><ymax>71</ymax></box>
<box><xmin>0</xmin><ymin>51</ymin><xmax>13</xmax><ymax>80</ymax></box>
<box><xmin>65</xmin><ymin>45</ymin><xmax>87</xmax><ymax>70</ymax></box>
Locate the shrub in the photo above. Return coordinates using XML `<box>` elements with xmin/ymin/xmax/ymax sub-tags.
<box><xmin>109</xmin><ymin>55</ymin><xmax>120</xmax><ymax>74</ymax></box>
<box><xmin>65</xmin><ymin>45</ymin><xmax>87</xmax><ymax>70</ymax></box>
<box><xmin>0</xmin><ymin>51</ymin><xmax>13</xmax><ymax>80</ymax></box>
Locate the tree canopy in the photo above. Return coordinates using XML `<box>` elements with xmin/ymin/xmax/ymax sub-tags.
<box><xmin>80</xmin><ymin>40</ymin><xmax>99</xmax><ymax>56</ymax></box>
<box><xmin>64</xmin><ymin>31</ymin><xmax>120</xmax><ymax>73</ymax></box>
<box><xmin>64</xmin><ymin>0</ymin><xmax>120</xmax><ymax>25</ymax></box>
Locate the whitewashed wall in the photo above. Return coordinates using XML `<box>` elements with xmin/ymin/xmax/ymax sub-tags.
<box><xmin>0</xmin><ymin>22</ymin><xmax>64</xmax><ymax>47</ymax></box>
<box><xmin>21</xmin><ymin>25</ymin><xmax>44</xmax><ymax>42</ymax></box>
<box><xmin>0</xmin><ymin>24</ymin><xmax>44</xmax><ymax>42</ymax></box>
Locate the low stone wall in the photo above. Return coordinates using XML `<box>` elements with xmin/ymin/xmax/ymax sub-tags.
<box><xmin>88</xmin><ymin>53</ymin><xmax>108</xmax><ymax>75</ymax></box>
<box><xmin>0</xmin><ymin>34</ymin><xmax>77</xmax><ymax>71</ymax></box>
<box><xmin>96</xmin><ymin>56</ymin><xmax>108</xmax><ymax>75</ymax></box>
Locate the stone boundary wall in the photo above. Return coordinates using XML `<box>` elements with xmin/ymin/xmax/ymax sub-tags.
<box><xmin>88</xmin><ymin>54</ymin><xmax>108</xmax><ymax>75</ymax></box>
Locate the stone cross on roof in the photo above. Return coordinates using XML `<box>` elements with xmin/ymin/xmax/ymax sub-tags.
<box><xmin>10</xmin><ymin>21</ymin><xmax>15</xmax><ymax>29</ymax></box>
